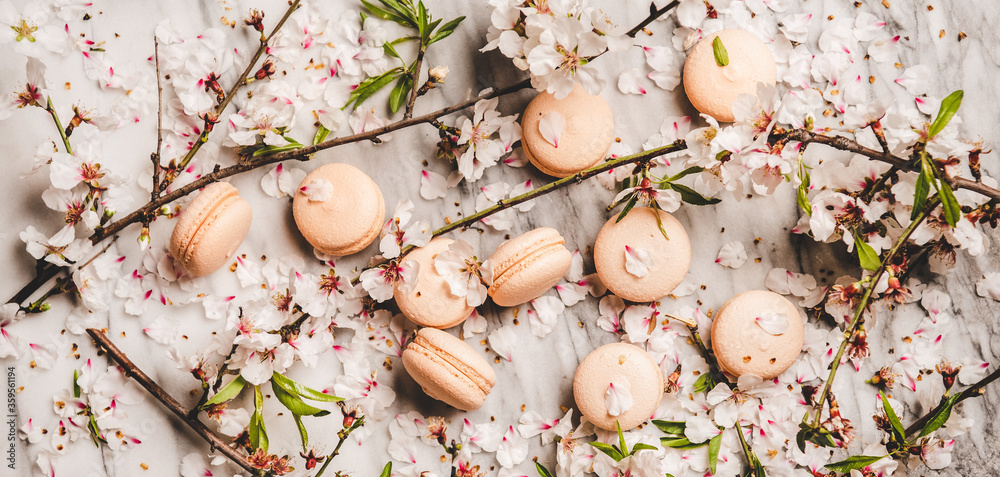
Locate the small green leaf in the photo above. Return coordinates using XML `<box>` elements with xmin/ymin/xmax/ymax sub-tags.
<box><xmin>825</xmin><ymin>455</ymin><xmax>887</xmax><ymax>473</ymax></box>
<box><xmin>201</xmin><ymin>376</ymin><xmax>247</xmax><ymax>408</ymax></box>
<box><xmin>879</xmin><ymin>392</ymin><xmax>905</xmax><ymax>444</ymax></box>
<box><xmin>666</xmin><ymin>166</ymin><xmax>705</xmax><ymax>182</ymax></box>
<box><xmin>313</xmin><ymin>125</ymin><xmax>331</xmax><ymax>145</ymax></box>
<box><xmin>383</xmin><ymin>41</ymin><xmax>403</xmax><ymax>61</ymax></box>
<box><xmin>535</xmin><ymin>462</ymin><xmax>555</xmax><ymax>477</ymax></box>
<box><xmin>360</xmin><ymin>0</ymin><xmax>408</xmax><ymax>25</ymax></box>
<box><xmin>249</xmin><ymin>386</ymin><xmax>269</xmax><ymax>452</ymax></box>
<box><xmin>293</xmin><ymin>413</ymin><xmax>309</xmax><ymax>451</ymax></box>
<box><xmin>712</xmin><ymin>36</ymin><xmax>729</xmax><ymax>66</ymax></box>
<box><xmin>927</xmin><ymin>90</ymin><xmax>964</xmax><ymax>139</ymax></box>
<box><xmin>616</xmin><ymin>421</ymin><xmax>627</xmax><ymax>457</ymax></box>
<box><xmin>708</xmin><ymin>433</ymin><xmax>723</xmax><ymax>475</ymax></box>
<box><xmin>417</xmin><ymin>1</ymin><xmax>428</xmax><ymax>42</ymax></box>
<box><xmin>271</xmin><ymin>372</ymin><xmax>344</xmax><ymax>402</ymax></box>
<box><xmin>939</xmin><ymin>180</ymin><xmax>961</xmax><ymax>227</ymax></box>
<box><xmin>919</xmin><ymin>394</ymin><xmax>961</xmax><ymax>438</ymax></box>
<box><xmin>389</xmin><ymin>74</ymin><xmax>413</xmax><ymax>114</ymax></box>
<box><xmin>652</xmin><ymin>420</ymin><xmax>687</xmax><ymax>436</ymax></box>
<box><xmin>630</xmin><ymin>443</ymin><xmax>657</xmax><ymax>454</ymax></box>
<box><xmin>589</xmin><ymin>441</ymin><xmax>625</xmax><ymax>462</ymax></box>
<box><xmin>751</xmin><ymin>452</ymin><xmax>767</xmax><ymax>477</ymax></box>
<box><xmin>343</xmin><ymin>67</ymin><xmax>404</xmax><ymax>110</ymax></box>
<box><xmin>615</xmin><ymin>193</ymin><xmax>639</xmax><ymax>223</ymax></box>
<box><xmin>693</xmin><ymin>372</ymin><xmax>716</xmax><ymax>394</ymax></box>
<box><xmin>272</xmin><ymin>383</ymin><xmax>331</xmax><ymax>416</ymax></box>
<box><xmin>660</xmin><ymin>436</ymin><xmax>706</xmax><ymax>449</ymax></box>
<box><xmin>911</xmin><ymin>164</ymin><xmax>931</xmax><ymax>220</ymax></box>
<box><xmin>251</xmin><ymin>141</ymin><xmax>304</xmax><ymax>157</ymax></box>
<box><xmin>797</xmin><ymin>183</ymin><xmax>812</xmax><ymax>216</ymax></box>
<box><xmin>429</xmin><ymin>16</ymin><xmax>465</xmax><ymax>45</ymax></box>
<box><xmin>668</xmin><ymin>183</ymin><xmax>721</xmax><ymax>206</ymax></box>
<box><xmin>73</xmin><ymin>369</ymin><xmax>81</xmax><ymax>399</ymax></box>
<box><xmin>854</xmin><ymin>233</ymin><xmax>880</xmax><ymax>271</ymax></box>
<box><xmin>379</xmin><ymin>462</ymin><xmax>393</xmax><ymax>477</ymax></box>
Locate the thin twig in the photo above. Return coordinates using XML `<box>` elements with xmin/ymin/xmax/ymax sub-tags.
<box><xmin>151</xmin><ymin>36</ymin><xmax>164</xmax><ymax>201</ymax></box>
<box><xmin>403</xmin><ymin>46</ymin><xmax>425</xmax><ymax>119</ymax></box>
<box><xmin>903</xmin><ymin>366</ymin><xmax>1000</xmax><ymax>438</ymax></box>
<box><xmin>626</xmin><ymin>1</ymin><xmax>680</xmax><ymax>37</ymax></box>
<box><xmin>45</xmin><ymin>97</ymin><xmax>73</xmax><ymax>155</ymax></box>
<box><xmin>86</xmin><ymin>328</ymin><xmax>255</xmax><ymax>474</ymax></box>
<box><xmin>810</xmin><ymin>199</ymin><xmax>940</xmax><ymax>426</ymax></box>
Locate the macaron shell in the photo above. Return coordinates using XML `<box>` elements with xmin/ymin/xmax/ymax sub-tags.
<box><xmin>711</xmin><ymin>290</ymin><xmax>805</xmax><ymax>379</ymax></box>
<box><xmin>683</xmin><ymin>29</ymin><xmax>777</xmax><ymax>123</ymax></box>
<box><xmin>170</xmin><ymin>182</ymin><xmax>238</xmax><ymax>259</ymax></box>
<box><xmin>394</xmin><ymin>237</ymin><xmax>474</xmax><ymax>329</ymax></box>
<box><xmin>521</xmin><ymin>83</ymin><xmax>614</xmax><ymax>177</ymax></box>
<box><xmin>573</xmin><ymin>342</ymin><xmax>664</xmax><ymax>431</ymax></box>
<box><xmin>183</xmin><ymin>196</ymin><xmax>252</xmax><ymax>277</ymax></box>
<box><xmin>489</xmin><ymin>228</ymin><xmax>572</xmax><ymax>307</ymax></box>
<box><xmin>402</xmin><ymin>328</ymin><xmax>496</xmax><ymax>411</ymax></box>
<box><xmin>292</xmin><ymin>163</ymin><xmax>385</xmax><ymax>256</ymax></box>
<box><xmin>593</xmin><ymin>208</ymin><xmax>691</xmax><ymax>303</ymax></box>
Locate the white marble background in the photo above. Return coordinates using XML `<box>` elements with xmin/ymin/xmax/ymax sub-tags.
<box><xmin>2</xmin><ymin>0</ymin><xmax>1000</xmax><ymax>476</ymax></box>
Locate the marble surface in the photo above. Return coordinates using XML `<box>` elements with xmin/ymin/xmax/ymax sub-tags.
<box><xmin>2</xmin><ymin>0</ymin><xmax>1000</xmax><ymax>476</ymax></box>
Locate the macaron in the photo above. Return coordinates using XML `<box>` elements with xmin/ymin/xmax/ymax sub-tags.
<box><xmin>711</xmin><ymin>290</ymin><xmax>805</xmax><ymax>379</ymax></box>
<box><xmin>488</xmin><ymin>227</ymin><xmax>572</xmax><ymax>307</ymax></box>
<box><xmin>394</xmin><ymin>237</ymin><xmax>474</xmax><ymax>329</ymax></box>
<box><xmin>574</xmin><ymin>342</ymin><xmax>664</xmax><ymax>431</ymax></box>
<box><xmin>683</xmin><ymin>29</ymin><xmax>777</xmax><ymax>123</ymax></box>
<box><xmin>402</xmin><ymin>327</ymin><xmax>497</xmax><ymax>411</ymax></box>
<box><xmin>593</xmin><ymin>207</ymin><xmax>691</xmax><ymax>303</ymax></box>
<box><xmin>521</xmin><ymin>83</ymin><xmax>614</xmax><ymax>177</ymax></box>
<box><xmin>169</xmin><ymin>182</ymin><xmax>252</xmax><ymax>277</ymax></box>
<box><xmin>292</xmin><ymin>163</ymin><xmax>385</xmax><ymax>256</ymax></box>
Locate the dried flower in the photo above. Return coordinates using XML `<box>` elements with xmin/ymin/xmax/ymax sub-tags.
<box><xmin>936</xmin><ymin>360</ymin><xmax>961</xmax><ymax>392</ymax></box>
<box><xmin>254</xmin><ymin>59</ymin><xmax>277</xmax><ymax>80</ymax></box>
<box><xmin>426</xmin><ymin>416</ymin><xmax>448</xmax><ymax>446</ymax></box>
<box><xmin>867</xmin><ymin>366</ymin><xmax>899</xmax><ymax>389</ymax></box>
<box><xmin>244</xmin><ymin>9</ymin><xmax>265</xmax><ymax>32</ymax></box>
<box><xmin>821</xmin><ymin>393</ymin><xmax>856</xmax><ymax>447</ymax></box>
<box><xmin>300</xmin><ymin>448</ymin><xmax>326</xmax><ymax>470</ymax></box>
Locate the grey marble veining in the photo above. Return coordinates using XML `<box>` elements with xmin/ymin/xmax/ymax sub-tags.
<box><xmin>2</xmin><ymin>0</ymin><xmax>1000</xmax><ymax>476</ymax></box>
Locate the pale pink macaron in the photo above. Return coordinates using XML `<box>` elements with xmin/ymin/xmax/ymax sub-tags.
<box><xmin>488</xmin><ymin>227</ymin><xmax>572</xmax><ymax>307</ymax></box>
<box><xmin>394</xmin><ymin>237</ymin><xmax>474</xmax><ymax>329</ymax></box>
<box><xmin>593</xmin><ymin>207</ymin><xmax>691</xmax><ymax>303</ymax></box>
<box><xmin>169</xmin><ymin>182</ymin><xmax>252</xmax><ymax>277</ymax></box>
<box><xmin>683</xmin><ymin>29</ymin><xmax>777</xmax><ymax>123</ymax></box>
<box><xmin>402</xmin><ymin>327</ymin><xmax>497</xmax><ymax>411</ymax></box>
<box><xmin>574</xmin><ymin>342</ymin><xmax>664</xmax><ymax>431</ymax></box>
<box><xmin>292</xmin><ymin>163</ymin><xmax>385</xmax><ymax>256</ymax></box>
<box><xmin>521</xmin><ymin>83</ymin><xmax>615</xmax><ymax>177</ymax></box>
<box><xmin>711</xmin><ymin>290</ymin><xmax>805</xmax><ymax>379</ymax></box>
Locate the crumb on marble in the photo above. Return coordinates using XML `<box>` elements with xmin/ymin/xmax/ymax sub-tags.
<box><xmin>958</xmin><ymin>32</ymin><xmax>967</xmax><ymax>41</ymax></box>
<box><xmin>827</xmin><ymin>15</ymin><xmax>834</xmax><ymax>21</ymax></box>
<box><xmin>939</xmin><ymin>29</ymin><xmax>946</xmax><ymax>38</ymax></box>
<box><xmin>494</xmin><ymin>356</ymin><xmax>501</xmax><ymax>363</ymax></box>
<box><xmin>882</xmin><ymin>0</ymin><xmax>891</xmax><ymax>7</ymax></box>
<box><xmin>869</xmin><ymin>75</ymin><xmax>876</xmax><ymax>84</ymax></box>
<box><xmin>927</xmin><ymin>4</ymin><xmax>934</xmax><ymax>10</ymax></box>
<box><xmin>140</xmin><ymin>463</ymin><xmax>149</xmax><ymax>470</ymax></box>
<box><xmin>521</xmin><ymin>404</ymin><xmax>526</xmax><ymax>411</ymax></box>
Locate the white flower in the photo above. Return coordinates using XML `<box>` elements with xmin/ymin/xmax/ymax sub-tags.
<box><xmin>360</xmin><ymin>260</ymin><xmax>419</xmax><ymax>303</ymax></box>
<box><xmin>518</xmin><ymin>408</ymin><xmax>573</xmax><ymax>445</ymax></box>
<box><xmin>0</xmin><ymin>1</ymin><xmax>68</xmax><ymax>57</ymax></box>
<box><xmin>299</xmin><ymin>178</ymin><xmax>334</xmax><ymax>201</ymax></box>
<box><xmin>462</xmin><ymin>418</ymin><xmax>503</xmax><ymax>453</ymax></box>
<box><xmin>228</xmin><ymin>81</ymin><xmax>300</xmax><ymax>147</ymax></box>
<box><xmin>527</xmin><ymin>296</ymin><xmax>565</xmax><ymax>337</ymax></box>
<box><xmin>434</xmin><ymin>239</ymin><xmax>492</xmax><ymax>306</ymax></box>
<box><xmin>419</xmin><ymin>170</ymin><xmax>448</xmax><ymax>200</ymax></box>
<box><xmin>715</xmin><ymin>241</ymin><xmax>748</xmax><ymax>268</ymax></box>
<box><xmin>0</xmin><ymin>304</ymin><xmax>24</xmax><ymax>359</ymax></box>
<box><xmin>976</xmin><ymin>273</ymin><xmax>1000</xmax><ymax>301</ymax></box>
<box><xmin>525</xmin><ymin>16</ymin><xmax>607</xmax><ymax>98</ymax></box>
<box><xmin>755</xmin><ymin>311</ymin><xmax>790</xmax><ymax>335</ymax></box>
<box><xmin>538</xmin><ymin>111</ymin><xmax>566</xmax><ymax>147</ymax></box>
<box><xmin>489</xmin><ymin>324</ymin><xmax>518</xmax><ymax>362</ymax></box>
<box><xmin>379</xmin><ymin>199</ymin><xmax>431</xmax><ymax>259</ymax></box>
<box><xmin>260</xmin><ymin>164</ymin><xmax>306</xmax><ymax>199</ymax></box>
<box><xmin>624</xmin><ymin>245</ymin><xmax>654</xmax><ymax>278</ymax></box>
<box><xmin>496</xmin><ymin>425</ymin><xmax>529</xmax><ymax>468</ymax></box>
<box><xmin>604</xmin><ymin>378</ymin><xmax>633</xmax><ymax>416</ymax></box>
<box><xmin>683</xmin><ymin>413</ymin><xmax>720</xmax><ymax>444</ymax></box>
<box><xmin>457</xmin><ymin>97</ymin><xmax>520</xmax><ymax>181</ymax></box>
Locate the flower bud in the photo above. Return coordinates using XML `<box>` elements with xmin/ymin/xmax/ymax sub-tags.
<box><xmin>428</xmin><ymin>66</ymin><xmax>449</xmax><ymax>84</ymax></box>
<box><xmin>138</xmin><ymin>227</ymin><xmax>150</xmax><ymax>251</ymax></box>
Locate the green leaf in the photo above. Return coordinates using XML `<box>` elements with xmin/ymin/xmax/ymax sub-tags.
<box><xmin>271</xmin><ymin>372</ymin><xmax>344</xmax><ymax>402</ymax></box>
<box><xmin>668</xmin><ymin>183</ymin><xmax>721</xmax><ymax>206</ymax></box>
<box><xmin>652</xmin><ymin>420</ymin><xmax>687</xmax><ymax>436</ymax></box>
<box><xmin>911</xmin><ymin>163</ymin><xmax>931</xmax><ymax>220</ymax></box>
<box><xmin>750</xmin><ymin>452</ymin><xmax>767</xmax><ymax>477</ymax></box>
<box><xmin>380</xmin><ymin>0</ymin><xmax>419</xmax><ymax>27</ymax></box>
<box><xmin>616</xmin><ymin>421</ymin><xmax>627</xmax><ymax>457</ymax></box>
<box><xmin>343</xmin><ymin>67</ymin><xmax>404</xmax><ymax>110</ymax></box>
<box><xmin>313</xmin><ymin>125</ymin><xmax>331</xmax><ymax>145</ymax></box>
<box><xmin>202</xmin><ymin>376</ymin><xmax>247</xmax><ymax>408</ymax></box>
<box><xmin>712</xmin><ymin>36</ymin><xmax>729</xmax><ymax>66</ymax></box>
<box><xmin>272</xmin><ymin>382</ymin><xmax>331</xmax><ymax>416</ymax></box>
<box><xmin>615</xmin><ymin>193</ymin><xmax>639</xmax><ymax>223</ymax></box>
<box><xmin>360</xmin><ymin>0</ymin><xmax>408</xmax><ymax>25</ymax></box>
<box><xmin>660</xmin><ymin>436</ymin><xmax>707</xmax><ymax>449</ymax></box>
<box><xmin>251</xmin><ymin>141</ymin><xmax>304</xmax><ymax>157</ymax></box>
<box><xmin>708</xmin><ymin>433</ymin><xmax>723</xmax><ymax>475</ymax></box>
<box><xmin>879</xmin><ymin>392</ymin><xmax>905</xmax><ymax>444</ymax></box>
<box><xmin>693</xmin><ymin>372</ymin><xmax>716</xmax><ymax>394</ymax></box>
<box><xmin>73</xmin><ymin>369</ymin><xmax>81</xmax><ymax>398</ymax></box>
<box><xmin>854</xmin><ymin>233</ymin><xmax>880</xmax><ymax>271</ymax></box>
<box><xmin>379</xmin><ymin>462</ymin><xmax>393</xmax><ymax>477</ymax></box>
<box><xmin>589</xmin><ymin>441</ymin><xmax>625</xmax><ymax>462</ymax></box>
<box><xmin>293</xmin><ymin>413</ymin><xmax>309</xmax><ymax>451</ymax></box>
<box><xmin>535</xmin><ymin>462</ymin><xmax>555</xmax><ymax>477</ymax></box>
<box><xmin>249</xmin><ymin>386</ymin><xmax>268</xmax><ymax>452</ymax></box>
<box><xmin>383</xmin><ymin>41</ymin><xmax>403</xmax><ymax>61</ymax></box>
<box><xmin>428</xmin><ymin>16</ymin><xmax>465</xmax><ymax>45</ymax></box>
<box><xmin>825</xmin><ymin>455</ymin><xmax>887</xmax><ymax>473</ymax></box>
<box><xmin>389</xmin><ymin>74</ymin><xmax>413</xmax><ymax>114</ymax></box>
<box><xmin>666</xmin><ymin>166</ymin><xmax>705</xmax><ymax>182</ymax></box>
<box><xmin>630</xmin><ymin>443</ymin><xmax>657</xmax><ymax>454</ymax></box>
<box><xmin>417</xmin><ymin>1</ymin><xmax>428</xmax><ymax>42</ymax></box>
<box><xmin>919</xmin><ymin>394</ymin><xmax>961</xmax><ymax>438</ymax></box>
<box><xmin>927</xmin><ymin>90</ymin><xmax>963</xmax><ymax>139</ymax></box>
<box><xmin>797</xmin><ymin>183</ymin><xmax>812</xmax><ymax>216</ymax></box>
<box><xmin>939</xmin><ymin>180</ymin><xmax>961</xmax><ymax>227</ymax></box>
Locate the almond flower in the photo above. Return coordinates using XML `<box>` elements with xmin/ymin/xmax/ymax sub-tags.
<box><xmin>538</xmin><ymin>111</ymin><xmax>566</xmax><ymax>147</ymax></box>
<box><xmin>360</xmin><ymin>259</ymin><xmax>419</xmax><ymax>303</ymax></box>
<box><xmin>434</xmin><ymin>239</ymin><xmax>492</xmax><ymax>306</ymax></box>
<box><xmin>456</xmin><ymin>96</ymin><xmax>521</xmax><ymax>181</ymax></box>
<box><xmin>612</xmin><ymin>177</ymin><xmax>681</xmax><ymax>214</ymax></box>
<box><xmin>715</xmin><ymin>240</ymin><xmax>748</xmax><ymax>268</ymax></box>
<box><xmin>379</xmin><ymin>199</ymin><xmax>431</xmax><ymax>259</ymax></box>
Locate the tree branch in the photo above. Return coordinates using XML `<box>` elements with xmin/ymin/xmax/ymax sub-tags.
<box><xmin>86</xmin><ymin>328</ymin><xmax>255</xmax><ymax>475</ymax></box>
<box><xmin>403</xmin><ymin>46</ymin><xmax>425</xmax><ymax>120</ymax></box>
<box><xmin>626</xmin><ymin>1</ymin><xmax>680</xmax><ymax>37</ymax></box>
<box><xmin>903</xmin><ymin>365</ymin><xmax>1000</xmax><ymax>438</ymax></box>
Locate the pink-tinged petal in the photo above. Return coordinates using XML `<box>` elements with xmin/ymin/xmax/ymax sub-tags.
<box><xmin>537</xmin><ymin>111</ymin><xmax>565</xmax><ymax>148</ymax></box>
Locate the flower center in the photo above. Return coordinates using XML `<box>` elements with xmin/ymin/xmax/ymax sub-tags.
<box><xmin>13</xmin><ymin>19</ymin><xmax>38</xmax><ymax>43</ymax></box>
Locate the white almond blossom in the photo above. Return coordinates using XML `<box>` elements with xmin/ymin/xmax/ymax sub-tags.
<box><xmin>434</xmin><ymin>239</ymin><xmax>492</xmax><ymax>306</ymax></box>
<box><xmin>379</xmin><ymin>199</ymin><xmax>431</xmax><ymax>259</ymax></box>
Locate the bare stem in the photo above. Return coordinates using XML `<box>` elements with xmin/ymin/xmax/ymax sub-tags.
<box><xmin>45</xmin><ymin>97</ymin><xmax>73</xmax><ymax>155</ymax></box>
<box><xmin>626</xmin><ymin>1</ymin><xmax>680</xmax><ymax>37</ymax></box>
<box><xmin>86</xmin><ymin>328</ymin><xmax>255</xmax><ymax>474</ymax></box>
<box><xmin>810</xmin><ymin>199</ymin><xmax>940</xmax><ymax>426</ymax></box>
<box><xmin>403</xmin><ymin>45</ymin><xmax>426</xmax><ymax>120</ymax></box>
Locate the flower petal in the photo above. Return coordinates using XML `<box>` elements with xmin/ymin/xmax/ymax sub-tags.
<box><xmin>755</xmin><ymin>311</ymin><xmax>789</xmax><ymax>335</ymax></box>
<box><xmin>604</xmin><ymin>378</ymin><xmax>633</xmax><ymax>416</ymax></box>
<box><xmin>537</xmin><ymin>111</ymin><xmax>565</xmax><ymax>148</ymax></box>
<box><xmin>624</xmin><ymin>245</ymin><xmax>654</xmax><ymax>278</ymax></box>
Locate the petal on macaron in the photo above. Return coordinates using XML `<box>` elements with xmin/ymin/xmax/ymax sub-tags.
<box><xmin>537</xmin><ymin>111</ymin><xmax>565</xmax><ymax>148</ymax></box>
<box><xmin>604</xmin><ymin>378</ymin><xmax>633</xmax><ymax>417</ymax></box>
<box><xmin>755</xmin><ymin>311</ymin><xmax>789</xmax><ymax>335</ymax></box>
<box><xmin>624</xmin><ymin>245</ymin><xmax>654</xmax><ymax>278</ymax></box>
<box><xmin>300</xmin><ymin>178</ymin><xmax>334</xmax><ymax>202</ymax></box>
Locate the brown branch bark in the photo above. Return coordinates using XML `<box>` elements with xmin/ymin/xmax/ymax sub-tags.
<box><xmin>86</xmin><ymin>328</ymin><xmax>255</xmax><ymax>474</ymax></box>
<box><xmin>403</xmin><ymin>46</ymin><xmax>425</xmax><ymax>120</ymax></box>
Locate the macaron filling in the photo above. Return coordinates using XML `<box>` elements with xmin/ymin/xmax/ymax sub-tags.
<box><xmin>410</xmin><ymin>334</ymin><xmax>492</xmax><ymax>395</ymax></box>
<box><xmin>180</xmin><ymin>194</ymin><xmax>239</xmax><ymax>264</ymax></box>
